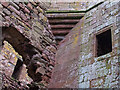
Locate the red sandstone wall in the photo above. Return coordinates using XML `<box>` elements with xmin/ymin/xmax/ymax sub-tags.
<box><xmin>48</xmin><ymin>18</ymin><xmax>84</xmax><ymax>88</ymax></box>
<box><xmin>0</xmin><ymin>1</ymin><xmax>57</xmax><ymax>88</ymax></box>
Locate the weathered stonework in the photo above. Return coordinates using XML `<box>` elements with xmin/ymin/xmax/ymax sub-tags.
<box><xmin>46</xmin><ymin>1</ymin><xmax>87</xmax><ymax>11</ymax></box>
<box><xmin>48</xmin><ymin>0</ymin><xmax>119</xmax><ymax>88</ymax></box>
<box><xmin>0</xmin><ymin>41</ymin><xmax>32</xmax><ymax>84</ymax></box>
<box><xmin>78</xmin><ymin>1</ymin><xmax>119</xmax><ymax>88</ymax></box>
<box><xmin>0</xmin><ymin>0</ymin><xmax>119</xmax><ymax>89</ymax></box>
<box><xmin>48</xmin><ymin>18</ymin><xmax>84</xmax><ymax>88</ymax></box>
<box><xmin>0</xmin><ymin>1</ymin><xmax>57</xmax><ymax>89</ymax></box>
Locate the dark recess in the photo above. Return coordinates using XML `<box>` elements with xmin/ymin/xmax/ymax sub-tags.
<box><xmin>12</xmin><ymin>59</ymin><xmax>23</xmax><ymax>80</ymax></box>
<box><xmin>96</xmin><ymin>29</ymin><xmax>112</xmax><ymax>57</ymax></box>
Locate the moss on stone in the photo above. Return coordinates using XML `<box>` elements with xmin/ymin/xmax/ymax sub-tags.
<box><xmin>105</xmin><ymin>60</ymin><xmax>111</xmax><ymax>70</ymax></box>
<box><xmin>46</xmin><ymin>10</ymin><xmax>86</xmax><ymax>13</ymax></box>
<box><xmin>46</xmin><ymin>1</ymin><xmax>104</xmax><ymax>14</ymax></box>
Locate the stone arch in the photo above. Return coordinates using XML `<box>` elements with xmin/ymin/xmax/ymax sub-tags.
<box><xmin>2</xmin><ymin>25</ymin><xmax>43</xmax><ymax>82</ymax></box>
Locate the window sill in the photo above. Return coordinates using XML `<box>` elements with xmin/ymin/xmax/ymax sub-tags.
<box><xmin>94</xmin><ymin>51</ymin><xmax>113</xmax><ymax>62</ymax></box>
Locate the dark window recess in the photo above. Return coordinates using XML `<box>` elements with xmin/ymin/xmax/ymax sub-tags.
<box><xmin>12</xmin><ymin>59</ymin><xmax>23</xmax><ymax>80</ymax></box>
<box><xmin>96</xmin><ymin>29</ymin><xmax>112</xmax><ymax>57</ymax></box>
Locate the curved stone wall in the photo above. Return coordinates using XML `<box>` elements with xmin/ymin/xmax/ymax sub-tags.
<box><xmin>48</xmin><ymin>1</ymin><xmax>119</xmax><ymax>88</ymax></box>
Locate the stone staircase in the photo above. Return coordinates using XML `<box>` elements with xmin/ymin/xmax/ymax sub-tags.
<box><xmin>46</xmin><ymin>13</ymin><xmax>84</xmax><ymax>45</ymax></box>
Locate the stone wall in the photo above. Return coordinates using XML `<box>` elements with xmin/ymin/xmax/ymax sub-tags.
<box><xmin>0</xmin><ymin>41</ymin><xmax>32</xmax><ymax>84</ymax></box>
<box><xmin>0</xmin><ymin>1</ymin><xmax>57</xmax><ymax>88</ymax></box>
<box><xmin>0</xmin><ymin>0</ymin><xmax>119</xmax><ymax>89</ymax></box>
<box><xmin>48</xmin><ymin>18</ymin><xmax>84</xmax><ymax>88</ymax></box>
<box><xmin>49</xmin><ymin>0</ymin><xmax>119</xmax><ymax>88</ymax></box>
<box><xmin>45</xmin><ymin>0</ymin><xmax>104</xmax><ymax>11</ymax></box>
<box><xmin>47</xmin><ymin>1</ymin><xmax>87</xmax><ymax>11</ymax></box>
<box><xmin>79</xmin><ymin>1</ymin><xmax>119</xmax><ymax>88</ymax></box>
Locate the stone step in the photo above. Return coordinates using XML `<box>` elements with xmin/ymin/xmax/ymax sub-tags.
<box><xmin>55</xmin><ymin>36</ymin><xmax>64</xmax><ymax>40</ymax></box>
<box><xmin>47</xmin><ymin>12</ymin><xmax>83</xmax><ymax>45</ymax></box>
<box><xmin>51</xmin><ymin>25</ymin><xmax>74</xmax><ymax>29</ymax></box>
<box><xmin>47</xmin><ymin>13</ymin><xmax>84</xmax><ymax>19</ymax></box>
<box><xmin>52</xmin><ymin>30</ymin><xmax>70</xmax><ymax>34</ymax></box>
<box><xmin>49</xmin><ymin>19</ymin><xmax>80</xmax><ymax>24</ymax></box>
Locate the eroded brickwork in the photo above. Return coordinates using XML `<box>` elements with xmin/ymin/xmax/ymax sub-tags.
<box><xmin>0</xmin><ymin>1</ymin><xmax>57</xmax><ymax>89</ymax></box>
<box><xmin>0</xmin><ymin>41</ymin><xmax>32</xmax><ymax>84</ymax></box>
<box><xmin>0</xmin><ymin>0</ymin><xmax>119</xmax><ymax>89</ymax></box>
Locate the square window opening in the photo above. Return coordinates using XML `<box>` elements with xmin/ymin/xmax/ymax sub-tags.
<box><xmin>96</xmin><ymin>29</ymin><xmax>112</xmax><ymax>57</ymax></box>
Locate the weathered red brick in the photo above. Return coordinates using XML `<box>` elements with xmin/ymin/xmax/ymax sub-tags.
<box><xmin>20</xmin><ymin>11</ymin><xmax>27</xmax><ymax>21</ymax></box>
<box><xmin>30</xmin><ymin>2</ymin><xmax>37</xmax><ymax>6</ymax></box>
<box><xmin>27</xmin><ymin>3</ymin><xmax>33</xmax><ymax>10</ymax></box>
<box><xmin>36</xmin><ymin>67</ymin><xmax>46</xmax><ymax>75</ymax></box>
<box><xmin>49</xmin><ymin>60</ymin><xmax>55</xmax><ymax>66</ymax></box>
<box><xmin>5</xmin><ymin>16</ymin><xmax>10</xmax><ymax>21</ymax></box>
<box><xmin>24</xmin><ymin>7</ymin><xmax>30</xmax><ymax>13</ymax></box>
<box><xmin>42</xmin><ymin>75</ymin><xmax>50</xmax><ymax>83</ymax></box>
<box><xmin>42</xmin><ymin>53</ymin><xmax>50</xmax><ymax>62</ymax></box>
<box><xmin>3</xmin><ymin>8</ymin><xmax>11</xmax><ymax>15</ymax></box>
<box><xmin>33</xmin><ymin>8</ymin><xmax>38</xmax><ymax>14</ymax></box>
<box><xmin>46</xmin><ymin>72</ymin><xmax>52</xmax><ymax>78</ymax></box>
<box><xmin>8</xmin><ymin>5</ymin><xmax>20</xmax><ymax>15</ymax></box>
<box><xmin>9</xmin><ymin>2</ymin><xmax>19</xmax><ymax>10</ymax></box>
<box><xmin>19</xmin><ymin>3</ymin><xmax>25</xmax><ymax>9</ymax></box>
<box><xmin>1</xmin><ymin>2</ymin><xmax>9</xmax><ymax>7</ymax></box>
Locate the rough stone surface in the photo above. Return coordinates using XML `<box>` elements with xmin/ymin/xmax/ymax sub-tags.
<box><xmin>78</xmin><ymin>1</ymin><xmax>119</xmax><ymax>88</ymax></box>
<box><xmin>2</xmin><ymin>73</ymin><xmax>29</xmax><ymax>90</ymax></box>
<box><xmin>1</xmin><ymin>1</ymin><xmax>56</xmax><ymax>89</ymax></box>
<box><xmin>0</xmin><ymin>0</ymin><xmax>119</xmax><ymax>89</ymax></box>
<box><xmin>45</xmin><ymin>1</ymin><xmax>87</xmax><ymax>11</ymax></box>
<box><xmin>48</xmin><ymin>1</ymin><xmax>119</xmax><ymax>88</ymax></box>
<box><xmin>48</xmin><ymin>18</ymin><xmax>84</xmax><ymax>88</ymax></box>
<box><xmin>0</xmin><ymin>41</ymin><xmax>32</xmax><ymax>84</ymax></box>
